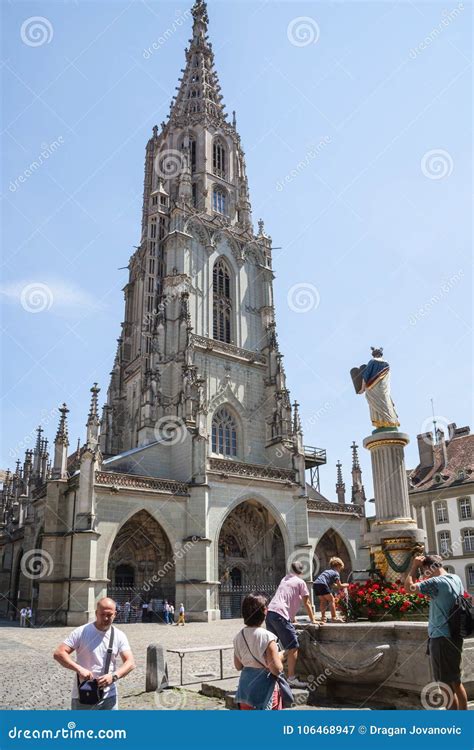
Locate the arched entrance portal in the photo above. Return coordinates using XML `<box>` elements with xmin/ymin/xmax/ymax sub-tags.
<box><xmin>313</xmin><ymin>529</ymin><xmax>352</xmax><ymax>582</ymax></box>
<box><xmin>218</xmin><ymin>500</ymin><xmax>286</xmax><ymax>618</ymax></box>
<box><xmin>107</xmin><ymin>510</ymin><xmax>174</xmax><ymax>622</ymax></box>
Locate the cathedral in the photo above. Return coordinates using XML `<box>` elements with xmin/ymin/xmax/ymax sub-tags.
<box><xmin>0</xmin><ymin>1</ymin><xmax>369</xmax><ymax>625</ymax></box>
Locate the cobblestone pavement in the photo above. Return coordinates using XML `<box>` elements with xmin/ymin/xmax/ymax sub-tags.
<box><xmin>0</xmin><ymin>620</ymin><xmax>241</xmax><ymax>710</ymax></box>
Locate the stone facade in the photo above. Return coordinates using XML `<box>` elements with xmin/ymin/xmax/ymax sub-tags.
<box><xmin>0</xmin><ymin>1</ymin><xmax>369</xmax><ymax>625</ymax></box>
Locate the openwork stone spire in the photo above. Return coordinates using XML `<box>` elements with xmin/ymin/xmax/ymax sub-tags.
<box><xmin>55</xmin><ymin>403</ymin><xmax>70</xmax><ymax>445</ymax></box>
<box><xmin>169</xmin><ymin>0</ymin><xmax>227</xmax><ymax>127</ymax></box>
<box><xmin>351</xmin><ymin>440</ymin><xmax>366</xmax><ymax>505</ymax></box>
<box><xmin>336</xmin><ymin>460</ymin><xmax>346</xmax><ymax>504</ymax></box>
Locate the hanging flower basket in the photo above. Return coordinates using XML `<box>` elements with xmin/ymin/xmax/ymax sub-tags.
<box><xmin>337</xmin><ymin>579</ymin><xmax>429</xmax><ymax>622</ymax></box>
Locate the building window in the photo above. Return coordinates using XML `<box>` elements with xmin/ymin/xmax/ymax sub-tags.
<box><xmin>462</xmin><ymin>529</ymin><xmax>474</xmax><ymax>554</ymax></box>
<box><xmin>150</xmin><ymin>220</ymin><xmax>157</xmax><ymax>239</ymax></box>
<box><xmin>212</xmin><ymin>407</ymin><xmax>237</xmax><ymax>457</ymax></box>
<box><xmin>213</xmin><ymin>140</ymin><xmax>226</xmax><ymax>178</ymax></box>
<box><xmin>213</xmin><ymin>258</ymin><xmax>231</xmax><ymax>343</ymax></box>
<box><xmin>192</xmin><ymin>182</ymin><xmax>198</xmax><ymax>208</ymax></box>
<box><xmin>213</xmin><ymin>186</ymin><xmax>227</xmax><ymax>215</ymax></box>
<box><xmin>458</xmin><ymin>497</ymin><xmax>472</xmax><ymax>521</ymax></box>
<box><xmin>435</xmin><ymin>501</ymin><xmax>449</xmax><ymax>524</ymax></box>
<box><xmin>438</xmin><ymin>530</ymin><xmax>452</xmax><ymax>556</ymax></box>
<box><xmin>466</xmin><ymin>564</ymin><xmax>474</xmax><ymax>589</ymax></box>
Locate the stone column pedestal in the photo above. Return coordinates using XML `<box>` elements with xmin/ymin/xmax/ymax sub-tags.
<box><xmin>363</xmin><ymin>431</ymin><xmax>425</xmax><ymax>582</ymax></box>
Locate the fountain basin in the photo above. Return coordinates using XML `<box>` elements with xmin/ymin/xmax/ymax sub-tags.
<box><xmin>295</xmin><ymin>622</ymin><xmax>474</xmax><ymax>709</ymax></box>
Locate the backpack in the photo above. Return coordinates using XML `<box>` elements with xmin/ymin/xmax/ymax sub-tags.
<box><xmin>445</xmin><ymin>575</ymin><xmax>474</xmax><ymax>639</ymax></box>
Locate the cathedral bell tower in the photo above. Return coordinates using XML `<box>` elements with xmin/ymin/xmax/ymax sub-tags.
<box><xmin>100</xmin><ymin>0</ymin><xmax>306</xmax><ymax>489</ymax></box>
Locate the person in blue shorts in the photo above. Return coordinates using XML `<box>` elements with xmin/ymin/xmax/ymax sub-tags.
<box><xmin>313</xmin><ymin>556</ymin><xmax>348</xmax><ymax>623</ymax></box>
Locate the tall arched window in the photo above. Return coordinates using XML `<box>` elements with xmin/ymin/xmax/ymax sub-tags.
<box><xmin>213</xmin><ymin>186</ymin><xmax>227</xmax><ymax>215</ymax></box>
<box><xmin>180</xmin><ymin>136</ymin><xmax>196</xmax><ymax>173</ymax></box>
<box><xmin>466</xmin><ymin>564</ymin><xmax>474</xmax><ymax>589</ymax></box>
<box><xmin>213</xmin><ymin>140</ymin><xmax>226</xmax><ymax>177</ymax></box>
<box><xmin>213</xmin><ymin>258</ymin><xmax>231</xmax><ymax>342</ymax></box>
<box><xmin>212</xmin><ymin>407</ymin><xmax>237</xmax><ymax>457</ymax></box>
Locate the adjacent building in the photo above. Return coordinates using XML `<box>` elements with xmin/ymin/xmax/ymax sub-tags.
<box><xmin>409</xmin><ymin>422</ymin><xmax>474</xmax><ymax>591</ymax></box>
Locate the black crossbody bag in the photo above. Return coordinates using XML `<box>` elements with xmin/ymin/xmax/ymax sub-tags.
<box><xmin>240</xmin><ymin>630</ymin><xmax>294</xmax><ymax>709</ymax></box>
<box><xmin>77</xmin><ymin>626</ymin><xmax>115</xmax><ymax>705</ymax></box>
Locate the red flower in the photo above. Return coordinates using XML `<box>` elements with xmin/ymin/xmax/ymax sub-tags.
<box><xmin>384</xmin><ymin>596</ymin><xmax>391</xmax><ymax>602</ymax></box>
<box><xmin>384</xmin><ymin>604</ymin><xmax>389</xmax><ymax>609</ymax></box>
<box><xmin>375</xmin><ymin>598</ymin><xmax>382</xmax><ymax>605</ymax></box>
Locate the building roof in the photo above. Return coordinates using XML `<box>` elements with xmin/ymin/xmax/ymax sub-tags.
<box><xmin>409</xmin><ymin>432</ymin><xmax>474</xmax><ymax>493</ymax></box>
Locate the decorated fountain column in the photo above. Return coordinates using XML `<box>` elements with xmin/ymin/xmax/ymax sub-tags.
<box><xmin>351</xmin><ymin>347</ymin><xmax>425</xmax><ymax>582</ymax></box>
<box><xmin>363</xmin><ymin>431</ymin><xmax>425</xmax><ymax>581</ymax></box>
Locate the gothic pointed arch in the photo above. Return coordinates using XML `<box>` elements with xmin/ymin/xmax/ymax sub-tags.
<box><xmin>212</xmin><ymin>184</ymin><xmax>228</xmax><ymax>216</ymax></box>
<box><xmin>313</xmin><ymin>528</ymin><xmax>353</xmax><ymax>581</ymax></box>
<box><xmin>212</xmin><ymin>256</ymin><xmax>233</xmax><ymax>342</ymax></box>
<box><xmin>211</xmin><ymin>405</ymin><xmax>238</xmax><ymax>457</ymax></box>
<box><xmin>212</xmin><ymin>230</ymin><xmax>243</xmax><ymax>267</ymax></box>
<box><xmin>107</xmin><ymin>509</ymin><xmax>175</xmax><ymax>603</ymax></box>
<box><xmin>217</xmin><ymin>498</ymin><xmax>287</xmax><ymax>617</ymax></box>
<box><xmin>212</xmin><ymin>137</ymin><xmax>227</xmax><ymax>178</ymax></box>
<box><xmin>243</xmin><ymin>240</ymin><xmax>265</xmax><ymax>266</ymax></box>
<box><xmin>184</xmin><ymin>216</ymin><xmax>211</xmax><ymax>247</ymax></box>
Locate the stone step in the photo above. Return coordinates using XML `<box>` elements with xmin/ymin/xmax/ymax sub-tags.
<box><xmin>201</xmin><ymin>680</ymin><xmax>309</xmax><ymax>710</ymax></box>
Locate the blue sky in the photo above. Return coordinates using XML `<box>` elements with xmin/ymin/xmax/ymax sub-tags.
<box><xmin>1</xmin><ymin>0</ymin><xmax>472</xmax><ymax>507</ymax></box>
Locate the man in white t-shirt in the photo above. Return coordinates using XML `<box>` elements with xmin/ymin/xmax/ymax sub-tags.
<box><xmin>53</xmin><ymin>597</ymin><xmax>135</xmax><ymax>710</ymax></box>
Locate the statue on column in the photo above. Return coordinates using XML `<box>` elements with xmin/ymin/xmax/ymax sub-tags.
<box><xmin>351</xmin><ymin>347</ymin><xmax>400</xmax><ymax>431</ymax></box>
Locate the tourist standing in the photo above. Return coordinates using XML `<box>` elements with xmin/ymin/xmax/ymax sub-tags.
<box><xmin>169</xmin><ymin>603</ymin><xmax>175</xmax><ymax>624</ymax></box>
<box><xmin>141</xmin><ymin>601</ymin><xmax>149</xmax><ymax>622</ymax></box>
<box><xmin>266</xmin><ymin>561</ymin><xmax>317</xmax><ymax>689</ymax></box>
<box><xmin>53</xmin><ymin>597</ymin><xmax>135</xmax><ymax>710</ymax></box>
<box><xmin>26</xmin><ymin>607</ymin><xmax>33</xmax><ymax>627</ymax></box>
<box><xmin>234</xmin><ymin>593</ymin><xmax>283</xmax><ymax>710</ymax></box>
<box><xmin>19</xmin><ymin>607</ymin><xmax>27</xmax><ymax>627</ymax></box>
<box><xmin>406</xmin><ymin>555</ymin><xmax>468</xmax><ymax>710</ymax></box>
<box><xmin>163</xmin><ymin>600</ymin><xmax>169</xmax><ymax>624</ymax></box>
<box><xmin>177</xmin><ymin>603</ymin><xmax>185</xmax><ymax>626</ymax></box>
<box><xmin>313</xmin><ymin>556</ymin><xmax>348</xmax><ymax>623</ymax></box>
<box><xmin>124</xmin><ymin>601</ymin><xmax>131</xmax><ymax>623</ymax></box>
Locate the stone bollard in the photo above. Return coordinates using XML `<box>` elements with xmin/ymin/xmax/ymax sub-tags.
<box><xmin>146</xmin><ymin>643</ymin><xmax>169</xmax><ymax>693</ymax></box>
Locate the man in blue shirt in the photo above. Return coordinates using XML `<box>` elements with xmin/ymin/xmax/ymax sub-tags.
<box><xmin>406</xmin><ymin>554</ymin><xmax>467</xmax><ymax>710</ymax></box>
